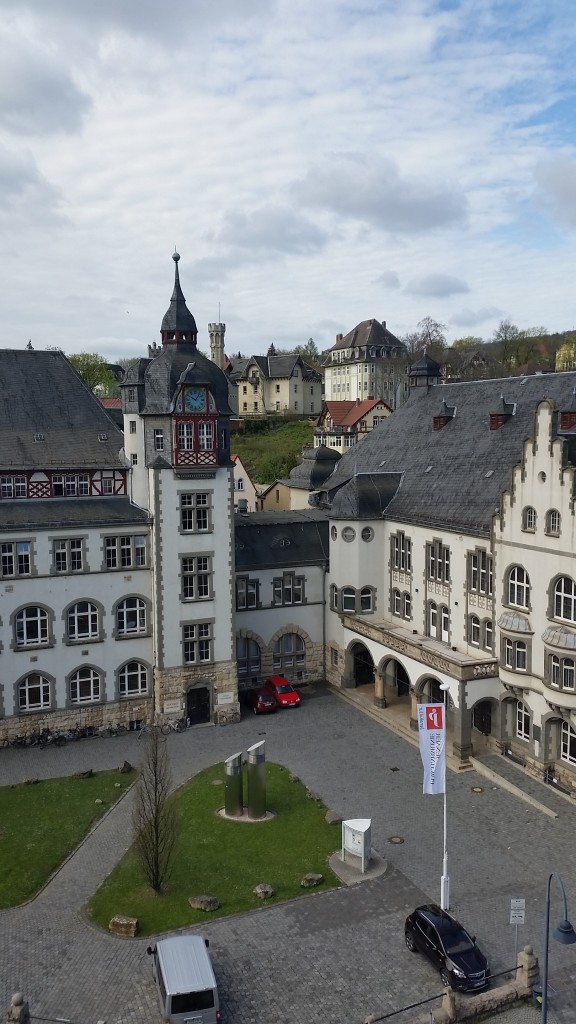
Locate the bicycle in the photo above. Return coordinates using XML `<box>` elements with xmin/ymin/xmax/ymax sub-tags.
<box><xmin>160</xmin><ymin>717</ymin><xmax>189</xmax><ymax>734</ymax></box>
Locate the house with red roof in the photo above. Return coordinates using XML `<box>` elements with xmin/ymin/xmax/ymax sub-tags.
<box><xmin>313</xmin><ymin>398</ymin><xmax>392</xmax><ymax>453</ymax></box>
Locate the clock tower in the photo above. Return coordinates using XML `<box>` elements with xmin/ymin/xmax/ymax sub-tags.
<box><xmin>120</xmin><ymin>254</ymin><xmax>238</xmax><ymax>727</ymax></box>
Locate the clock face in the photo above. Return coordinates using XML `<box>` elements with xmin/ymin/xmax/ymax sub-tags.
<box><xmin>185</xmin><ymin>388</ymin><xmax>206</xmax><ymax>412</ymax></box>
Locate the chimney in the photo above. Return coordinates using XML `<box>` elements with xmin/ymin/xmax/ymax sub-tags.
<box><xmin>336</xmin><ymin>333</ymin><xmax>343</xmax><ymax>343</ymax></box>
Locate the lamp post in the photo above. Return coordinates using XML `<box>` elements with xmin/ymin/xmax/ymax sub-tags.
<box><xmin>439</xmin><ymin>682</ymin><xmax>450</xmax><ymax>911</ymax></box>
<box><xmin>541</xmin><ymin>872</ymin><xmax>576</xmax><ymax>1023</ymax></box>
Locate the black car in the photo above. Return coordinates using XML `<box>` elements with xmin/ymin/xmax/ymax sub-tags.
<box><xmin>405</xmin><ymin>905</ymin><xmax>490</xmax><ymax>992</ymax></box>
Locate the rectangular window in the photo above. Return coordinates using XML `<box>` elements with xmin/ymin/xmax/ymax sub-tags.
<box><xmin>154</xmin><ymin>429</ymin><xmax>164</xmax><ymax>451</ymax></box>
<box><xmin>1</xmin><ymin>541</ymin><xmax>31</xmax><ymax>578</ymax></box>
<box><xmin>180</xmin><ymin>492</ymin><xmax>212</xmax><ymax>533</ymax></box>
<box><xmin>236</xmin><ymin>577</ymin><xmax>258</xmax><ymax>610</ymax></box>
<box><xmin>198</xmin><ymin>422</ymin><xmax>214</xmax><ymax>450</ymax></box>
<box><xmin>182</xmin><ymin>555</ymin><xmax>212</xmax><ymax>601</ymax></box>
<box><xmin>392</xmin><ymin>532</ymin><xmax>412</xmax><ymax>572</ymax></box>
<box><xmin>469</xmin><ymin>550</ymin><xmax>493</xmax><ymax>595</ymax></box>
<box><xmin>1</xmin><ymin>476</ymin><xmax>27</xmax><ymax>498</ymax></box>
<box><xmin>183</xmin><ymin>622</ymin><xmax>213</xmax><ymax>664</ymax></box>
<box><xmin>177</xmin><ymin>422</ymin><xmax>194</xmax><ymax>451</ymax></box>
<box><xmin>52</xmin><ymin>474</ymin><xmax>89</xmax><ymax>496</ymax></box>
<box><xmin>272</xmin><ymin>574</ymin><xmax>305</xmax><ymax>605</ymax></box>
<box><xmin>104</xmin><ymin>535</ymin><xmax>146</xmax><ymax>569</ymax></box>
<box><xmin>129</xmin><ymin>421</ymin><xmax>136</xmax><ymax>434</ymax></box>
<box><xmin>53</xmin><ymin>538</ymin><xmax>83</xmax><ymax>573</ymax></box>
<box><xmin>131</xmin><ymin>453</ymin><xmax>138</xmax><ymax>466</ymax></box>
<box><xmin>427</xmin><ymin>540</ymin><xmax>450</xmax><ymax>583</ymax></box>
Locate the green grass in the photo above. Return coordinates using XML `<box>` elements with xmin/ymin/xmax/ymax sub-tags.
<box><xmin>0</xmin><ymin>770</ymin><xmax>134</xmax><ymax>907</ymax></box>
<box><xmin>231</xmin><ymin>419</ymin><xmax>314</xmax><ymax>484</ymax></box>
<box><xmin>87</xmin><ymin>762</ymin><xmax>341</xmax><ymax>935</ymax></box>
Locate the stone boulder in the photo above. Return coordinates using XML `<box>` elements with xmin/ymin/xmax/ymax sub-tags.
<box><xmin>108</xmin><ymin>915</ymin><xmax>139</xmax><ymax>937</ymax></box>
<box><xmin>253</xmin><ymin>882</ymin><xmax>275</xmax><ymax>899</ymax></box>
<box><xmin>118</xmin><ymin>761</ymin><xmax>132</xmax><ymax>774</ymax></box>
<box><xmin>301</xmin><ymin>873</ymin><xmax>323</xmax><ymax>888</ymax></box>
<box><xmin>325</xmin><ymin>809</ymin><xmax>342</xmax><ymax>825</ymax></box>
<box><xmin>73</xmin><ymin>769</ymin><xmax>93</xmax><ymax>779</ymax></box>
<box><xmin>188</xmin><ymin>895</ymin><xmax>220</xmax><ymax>912</ymax></box>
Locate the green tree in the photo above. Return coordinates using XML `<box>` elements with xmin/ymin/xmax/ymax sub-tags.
<box><xmin>68</xmin><ymin>352</ymin><xmax>118</xmax><ymax>394</ymax></box>
<box><xmin>451</xmin><ymin>335</ymin><xmax>484</xmax><ymax>351</ymax></box>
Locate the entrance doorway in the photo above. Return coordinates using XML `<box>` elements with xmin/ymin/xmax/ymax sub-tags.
<box><xmin>351</xmin><ymin>643</ymin><xmax>374</xmax><ymax>687</ymax></box>
<box><xmin>473</xmin><ymin>701</ymin><xmax>492</xmax><ymax>736</ymax></box>
<box><xmin>186</xmin><ymin>686</ymin><xmax>211</xmax><ymax>725</ymax></box>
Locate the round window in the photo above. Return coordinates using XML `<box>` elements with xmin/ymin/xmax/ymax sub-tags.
<box><xmin>361</xmin><ymin>527</ymin><xmax>374</xmax><ymax>542</ymax></box>
<box><xmin>342</xmin><ymin>527</ymin><xmax>356</xmax><ymax>542</ymax></box>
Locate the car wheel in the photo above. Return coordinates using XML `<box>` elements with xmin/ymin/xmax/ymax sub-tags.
<box><xmin>440</xmin><ymin>968</ymin><xmax>452</xmax><ymax>988</ymax></box>
<box><xmin>405</xmin><ymin>932</ymin><xmax>417</xmax><ymax>952</ymax></box>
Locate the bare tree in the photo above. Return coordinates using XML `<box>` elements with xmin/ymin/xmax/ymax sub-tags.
<box><xmin>133</xmin><ymin>727</ymin><xmax>177</xmax><ymax>893</ymax></box>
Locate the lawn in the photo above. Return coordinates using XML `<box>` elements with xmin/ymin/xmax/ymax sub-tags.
<box><xmin>87</xmin><ymin>762</ymin><xmax>342</xmax><ymax>935</ymax></box>
<box><xmin>0</xmin><ymin>769</ymin><xmax>134</xmax><ymax>907</ymax></box>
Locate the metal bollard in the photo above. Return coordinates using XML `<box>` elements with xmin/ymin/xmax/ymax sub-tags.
<box><xmin>224</xmin><ymin>752</ymin><xmax>244</xmax><ymax>816</ymax></box>
<box><xmin>246</xmin><ymin>741</ymin><xmax>266</xmax><ymax>819</ymax></box>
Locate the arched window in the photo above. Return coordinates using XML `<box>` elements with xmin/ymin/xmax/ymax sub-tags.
<box><xmin>19</xmin><ymin>673</ymin><xmax>51</xmax><ymax>712</ymax></box>
<box><xmin>403</xmin><ymin>593</ymin><xmax>411</xmax><ymax>619</ymax></box>
<box><xmin>469</xmin><ymin>615</ymin><xmax>480</xmax><ymax>646</ymax></box>
<box><xmin>546</xmin><ymin>510</ymin><xmax>561</xmax><ymax>536</ymax></box>
<box><xmin>360</xmin><ymin>587</ymin><xmax>373</xmax><ymax>613</ymax></box>
<box><xmin>428</xmin><ymin>601</ymin><xmax>437</xmax><ymax>637</ymax></box>
<box><xmin>330</xmin><ymin>584</ymin><xmax>338</xmax><ymax>610</ymax></box>
<box><xmin>561</xmin><ymin>721</ymin><xmax>576</xmax><ymax>765</ymax></box>
<box><xmin>118</xmin><ymin>661</ymin><xmax>148</xmax><ymax>696</ymax></box>
<box><xmin>441</xmin><ymin>606</ymin><xmax>449</xmax><ymax>643</ymax></box>
<box><xmin>504</xmin><ymin>637</ymin><xmax>527</xmax><ymax>671</ymax></box>
<box><xmin>483</xmin><ymin>620</ymin><xmax>493</xmax><ymax>651</ymax></box>
<box><xmin>392</xmin><ymin>589</ymin><xmax>401</xmax><ymax>615</ymax></box>
<box><xmin>116</xmin><ymin>597</ymin><xmax>147</xmax><ymax>635</ymax></box>
<box><xmin>549</xmin><ymin>654</ymin><xmax>575</xmax><ymax>690</ymax></box>
<box><xmin>554</xmin><ymin>577</ymin><xmax>576</xmax><ymax>622</ymax></box>
<box><xmin>273</xmin><ymin>633</ymin><xmax>305</xmax><ymax>672</ymax></box>
<box><xmin>67</xmin><ymin>602</ymin><xmax>99</xmax><ymax>642</ymax></box>
<box><xmin>341</xmin><ymin>587</ymin><xmax>356</xmax><ymax>613</ymax></box>
<box><xmin>237</xmin><ymin>637</ymin><xmax>261</xmax><ymax>677</ymax></box>
<box><xmin>516</xmin><ymin>700</ymin><xmax>530</xmax><ymax>740</ymax></box>
<box><xmin>522</xmin><ymin>506</ymin><xmax>537</xmax><ymax>531</ymax></box>
<box><xmin>508</xmin><ymin>566</ymin><xmax>530</xmax><ymax>608</ymax></box>
<box><xmin>70</xmin><ymin>667</ymin><xmax>101</xmax><ymax>704</ymax></box>
<box><xmin>15</xmin><ymin>606</ymin><xmax>49</xmax><ymax>647</ymax></box>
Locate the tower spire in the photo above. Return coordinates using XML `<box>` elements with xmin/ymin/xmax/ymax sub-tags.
<box><xmin>160</xmin><ymin>252</ymin><xmax>198</xmax><ymax>346</ymax></box>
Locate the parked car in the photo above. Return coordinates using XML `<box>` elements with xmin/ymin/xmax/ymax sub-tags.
<box><xmin>247</xmin><ymin>688</ymin><xmax>277</xmax><ymax>714</ymax></box>
<box><xmin>404</xmin><ymin>905</ymin><xmax>490</xmax><ymax>992</ymax></box>
<box><xmin>262</xmin><ymin>676</ymin><xmax>301</xmax><ymax>708</ymax></box>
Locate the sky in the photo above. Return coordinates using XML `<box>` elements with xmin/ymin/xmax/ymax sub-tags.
<box><xmin>1</xmin><ymin>0</ymin><xmax>576</xmax><ymax>362</ymax></box>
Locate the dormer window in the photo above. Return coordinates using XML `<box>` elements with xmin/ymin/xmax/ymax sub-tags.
<box><xmin>489</xmin><ymin>397</ymin><xmax>515</xmax><ymax>430</ymax></box>
<box><xmin>34</xmin><ymin>433</ymin><xmax>45</xmax><ymax>442</ymax></box>
<box><xmin>98</xmin><ymin>433</ymin><xmax>108</xmax><ymax>442</ymax></box>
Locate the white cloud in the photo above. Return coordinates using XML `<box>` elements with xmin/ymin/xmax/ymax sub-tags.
<box><xmin>292</xmin><ymin>154</ymin><xmax>467</xmax><ymax>234</ymax></box>
<box><xmin>216</xmin><ymin>204</ymin><xmax>328</xmax><ymax>255</ymax></box>
<box><xmin>374</xmin><ymin>271</ymin><xmax>401</xmax><ymax>290</ymax></box>
<box><xmin>405</xmin><ymin>275</ymin><xmax>470</xmax><ymax>298</ymax></box>
<box><xmin>450</xmin><ymin>307</ymin><xmax>505</xmax><ymax>328</ymax></box>
<box><xmin>534</xmin><ymin>159</ymin><xmax>576</xmax><ymax>228</ymax></box>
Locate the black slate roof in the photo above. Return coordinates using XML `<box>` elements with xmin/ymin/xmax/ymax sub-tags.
<box><xmin>228</xmin><ymin>353</ymin><xmax>321</xmax><ymax>383</ymax></box>
<box><xmin>285</xmin><ymin>445</ymin><xmax>341</xmax><ymax>490</ymax></box>
<box><xmin>327</xmin><ymin>318</ymin><xmax>405</xmax><ymax>355</ymax></box>
<box><xmin>122</xmin><ymin>345</ymin><xmax>233</xmax><ymax>417</ymax></box>
<box><xmin>322</xmin><ymin>372</ymin><xmax>576</xmax><ymax>534</ymax></box>
<box><xmin>160</xmin><ymin>253</ymin><xmax>198</xmax><ymax>334</ymax></box>
<box><xmin>234</xmin><ymin>508</ymin><xmax>329</xmax><ymax>570</ymax></box>
<box><xmin>0</xmin><ymin>497</ymin><xmax>150</xmax><ymax>532</ymax></box>
<box><xmin>0</xmin><ymin>350</ymin><xmax>126</xmax><ymax>471</ymax></box>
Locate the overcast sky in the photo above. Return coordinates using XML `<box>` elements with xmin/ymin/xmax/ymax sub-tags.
<box><xmin>1</xmin><ymin>0</ymin><xmax>576</xmax><ymax>361</ymax></box>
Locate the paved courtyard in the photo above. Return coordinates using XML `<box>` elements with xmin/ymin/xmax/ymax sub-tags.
<box><xmin>0</xmin><ymin>685</ymin><xmax>574</xmax><ymax>1024</ymax></box>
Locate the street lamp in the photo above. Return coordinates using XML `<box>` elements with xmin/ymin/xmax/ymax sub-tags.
<box><xmin>439</xmin><ymin>682</ymin><xmax>450</xmax><ymax>911</ymax></box>
<box><xmin>540</xmin><ymin>872</ymin><xmax>576</xmax><ymax>1023</ymax></box>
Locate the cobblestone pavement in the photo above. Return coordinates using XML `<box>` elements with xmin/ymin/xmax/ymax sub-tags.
<box><xmin>0</xmin><ymin>685</ymin><xmax>574</xmax><ymax>1024</ymax></box>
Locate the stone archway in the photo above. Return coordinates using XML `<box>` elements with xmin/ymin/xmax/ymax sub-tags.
<box><xmin>379</xmin><ymin>658</ymin><xmax>411</xmax><ymax>702</ymax></box>
<box><xmin>350</xmin><ymin>642</ymin><xmax>375</xmax><ymax>689</ymax></box>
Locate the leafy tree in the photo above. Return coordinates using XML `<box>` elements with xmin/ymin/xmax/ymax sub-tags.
<box><xmin>68</xmin><ymin>352</ymin><xmax>118</xmax><ymax>394</ymax></box>
<box><xmin>451</xmin><ymin>336</ymin><xmax>485</xmax><ymax>351</ymax></box>
<box><xmin>492</xmin><ymin>319</ymin><xmax>522</xmax><ymax>370</ymax></box>
<box><xmin>133</xmin><ymin>727</ymin><xmax>177</xmax><ymax>893</ymax></box>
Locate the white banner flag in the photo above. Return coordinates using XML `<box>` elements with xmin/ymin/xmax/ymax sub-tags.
<box><xmin>417</xmin><ymin>703</ymin><xmax>446</xmax><ymax>795</ymax></box>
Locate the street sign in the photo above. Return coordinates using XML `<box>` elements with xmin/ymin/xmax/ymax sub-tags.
<box><xmin>510</xmin><ymin>908</ymin><xmax>525</xmax><ymax>925</ymax></box>
<box><xmin>511</xmin><ymin>898</ymin><xmax>525</xmax><ymax>911</ymax></box>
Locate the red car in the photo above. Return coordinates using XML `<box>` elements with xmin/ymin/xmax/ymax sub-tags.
<box><xmin>248</xmin><ymin>688</ymin><xmax>277</xmax><ymax>715</ymax></box>
<box><xmin>263</xmin><ymin>676</ymin><xmax>301</xmax><ymax>708</ymax></box>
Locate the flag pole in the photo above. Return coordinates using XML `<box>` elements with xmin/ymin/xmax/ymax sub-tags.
<box><xmin>440</xmin><ymin>682</ymin><xmax>450</xmax><ymax>910</ymax></box>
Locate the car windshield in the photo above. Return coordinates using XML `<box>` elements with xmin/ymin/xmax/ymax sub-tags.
<box><xmin>442</xmin><ymin>928</ymin><xmax>475</xmax><ymax>955</ymax></box>
<box><xmin>276</xmin><ymin>684</ymin><xmax>293</xmax><ymax>693</ymax></box>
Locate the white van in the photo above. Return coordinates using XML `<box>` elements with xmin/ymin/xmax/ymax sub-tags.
<box><xmin>147</xmin><ymin>934</ymin><xmax>221</xmax><ymax>1024</ymax></box>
